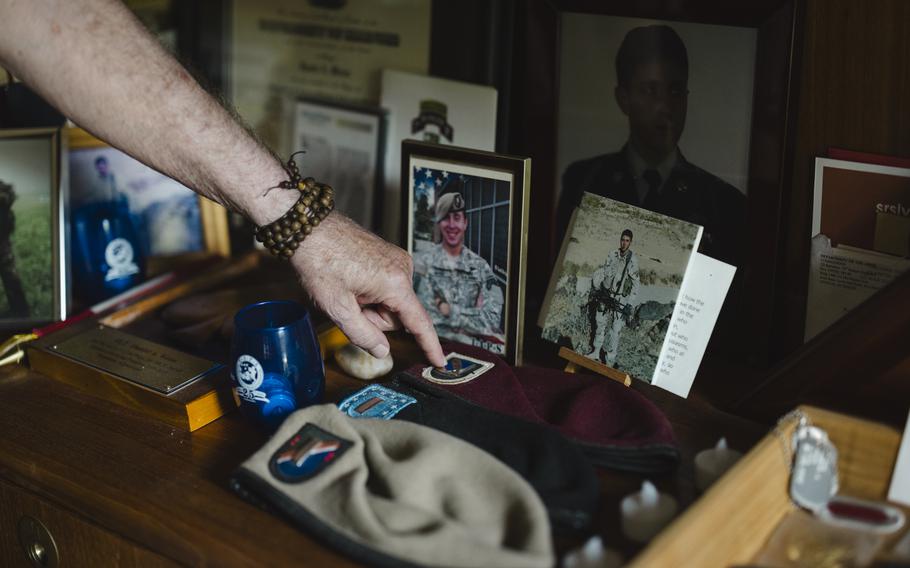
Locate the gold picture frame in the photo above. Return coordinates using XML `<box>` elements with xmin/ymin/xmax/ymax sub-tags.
<box><xmin>66</xmin><ymin>127</ymin><xmax>230</xmax><ymax>273</ymax></box>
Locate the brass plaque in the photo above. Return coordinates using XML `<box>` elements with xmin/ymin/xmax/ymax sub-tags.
<box><xmin>51</xmin><ymin>326</ymin><xmax>222</xmax><ymax>395</ymax></box>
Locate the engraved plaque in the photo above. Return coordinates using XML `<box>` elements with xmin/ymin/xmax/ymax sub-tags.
<box><xmin>51</xmin><ymin>326</ymin><xmax>222</xmax><ymax>395</ymax></box>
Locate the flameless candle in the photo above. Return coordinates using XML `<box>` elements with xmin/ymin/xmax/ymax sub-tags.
<box><xmin>694</xmin><ymin>437</ymin><xmax>742</xmax><ymax>492</ymax></box>
<box><xmin>620</xmin><ymin>480</ymin><xmax>677</xmax><ymax>543</ymax></box>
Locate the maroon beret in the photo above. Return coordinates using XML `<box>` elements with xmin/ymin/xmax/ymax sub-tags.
<box><xmin>406</xmin><ymin>342</ymin><xmax>679</xmax><ymax>473</ymax></box>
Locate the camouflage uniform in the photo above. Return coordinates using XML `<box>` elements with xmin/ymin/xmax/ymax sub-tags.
<box><xmin>413</xmin><ymin>192</ymin><xmax>505</xmax><ymax>353</ymax></box>
<box><xmin>587</xmin><ymin>248</ymin><xmax>639</xmax><ymax>366</ymax></box>
<box><xmin>0</xmin><ymin>182</ymin><xmax>29</xmax><ymax>317</ymax></box>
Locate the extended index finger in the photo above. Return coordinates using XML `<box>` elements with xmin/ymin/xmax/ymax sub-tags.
<box><xmin>388</xmin><ymin>287</ymin><xmax>445</xmax><ymax>367</ymax></box>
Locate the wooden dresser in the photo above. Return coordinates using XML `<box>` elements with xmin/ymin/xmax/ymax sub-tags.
<box><xmin>0</xmin><ymin>337</ymin><xmax>766</xmax><ymax>567</ymax></box>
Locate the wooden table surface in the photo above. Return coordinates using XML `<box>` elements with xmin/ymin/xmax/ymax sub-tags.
<box><xmin>0</xmin><ymin>333</ymin><xmax>769</xmax><ymax>566</ymax></box>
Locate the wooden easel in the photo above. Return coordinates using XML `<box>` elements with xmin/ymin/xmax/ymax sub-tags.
<box><xmin>558</xmin><ymin>346</ymin><xmax>632</xmax><ymax>387</ymax></box>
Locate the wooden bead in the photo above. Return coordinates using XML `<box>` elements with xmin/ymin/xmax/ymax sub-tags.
<box><xmin>258</xmin><ymin>165</ymin><xmax>337</xmax><ymax>259</ymax></box>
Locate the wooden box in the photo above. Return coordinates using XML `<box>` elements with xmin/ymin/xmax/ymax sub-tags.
<box><xmin>631</xmin><ymin>405</ymin><xmax>905</xmax><ymax>567</ymax></box>
<box><xmin>23</xmin><ymin>254</ymin><xmax>263</xmax><ymax>432</ymax></box>
<box><xmin>26</xmin><ymin>321</ymin><xmax>234</xmax><ymax>432</ymax></box>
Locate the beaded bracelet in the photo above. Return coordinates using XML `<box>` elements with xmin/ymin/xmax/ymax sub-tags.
<box><xmin>254</xmin><ymin>152</ymin><xmax>336</xmax><ymax>259</ymax></box>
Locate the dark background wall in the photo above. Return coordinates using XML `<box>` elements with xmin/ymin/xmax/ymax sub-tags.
<box><xmin>777</xmin><ymin>0</ymin><xmax>910</xmax><ymax>359</ymax></box>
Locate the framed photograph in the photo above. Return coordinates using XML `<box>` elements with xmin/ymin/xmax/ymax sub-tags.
<box><xmin>509</xmin><ymin>0</ymin><xmax>798</xmax><ymax>369</ymax></box>
<box><xmin>0</xmin><ymin>127</ymin><xmax>66</xmax><ymax>327</ymax></box>
<box><xmin>401</xmin><ymin>140</ymin><xmax>530</xmax><ymax>365</ymax></box>
<box><xmin>291</xmin><ymin>98</ymin><xmax>385</xmax><ymax>232</ymax></box>
<box><xmin>67</xmin><ymin>127</ymin><xmax>230</xmax><ymax>268</ymax></box>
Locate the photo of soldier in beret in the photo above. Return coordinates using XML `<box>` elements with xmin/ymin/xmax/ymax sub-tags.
<box><xmin>412</xmin><ymin>175</ymin><xmax>506</xmax><ymax>354</ymax></box>
<box><xmin>557</xmin><ymin>20</ymin><xmax>755</xmax><ymax>267</ymax></box>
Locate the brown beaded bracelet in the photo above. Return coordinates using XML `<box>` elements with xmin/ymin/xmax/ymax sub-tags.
<box><xmin>254</xmin><ymin>152</ymin><xmax>336</xmax><ymax>259</ymax></box>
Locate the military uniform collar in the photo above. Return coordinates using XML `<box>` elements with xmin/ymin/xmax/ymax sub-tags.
<box><xmin>625</xmin><ymin>145</ymin><xmax>679</xmax><ymax>186</ymax></box>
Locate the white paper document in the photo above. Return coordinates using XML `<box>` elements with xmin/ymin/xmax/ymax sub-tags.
<box><xmin>805</xmin><ymin>234</ymin><xmax>910</xmax><ymax>341</ymax></box>
<box><xmin>379</xmin><ymin>70</ymin><xmax>497</xmax><ymax>240</ymax></box>
<box><xmin>889</xmin><ymin>410</ymin><xmax>910</xmax><ymax>506</ymax></box>
<box><xmin>292</xmin><ymin>101</ymin><xmax>382</xmax><ymax>230</ymax></box>
<box><xmin>652</xmin><ymin>253</ymin><xmax>736</xmax><ymax>398</ymax></box>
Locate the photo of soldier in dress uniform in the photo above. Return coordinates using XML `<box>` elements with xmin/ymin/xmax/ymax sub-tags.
<box><xmin>541</xmin><ymin>194</ymin><xmax>701</xmax><ymax>381</ymax></box>
<box><xmin>409</xmin><ymin>167</ymin><xmax>509</xmax><ymax>354</ymax></box>
<box><xmin>556</xmin><ymin>17</ymin><xmax>756</xmax><ymax>266</ymax></box>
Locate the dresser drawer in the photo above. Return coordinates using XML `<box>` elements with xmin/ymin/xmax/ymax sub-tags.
<box><xmin>0</xmin><ymin>477</ymin><xmax>178</xmax><ymax>568</ymax></box>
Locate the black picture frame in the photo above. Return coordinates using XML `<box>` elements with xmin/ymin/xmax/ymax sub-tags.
<box><xmin>508</xmin><ymin>0</ymin><xmax>801</xmax><ymax>372</ymax></box>
<box><xmin>401</xmin><ymin>140</ymin><xmax>530</xmax><ymax>365</ymax></box>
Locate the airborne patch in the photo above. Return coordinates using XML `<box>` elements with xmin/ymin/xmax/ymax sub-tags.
<box><xmin>338</xmin><ymin>384</ymin><xmax>417</xmax><ymax>420</ymax></box>
<box><xmin>269</xmin><ymin>423</ymin><xmax>351</xmax><ymax>483</ymax></box>
<box><xmin>422</xmin><ymin>352</ymin><xmax>494</xmax><ymax>385</ymax></box>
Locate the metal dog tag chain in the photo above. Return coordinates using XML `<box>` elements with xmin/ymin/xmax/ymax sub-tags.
<box><xmin>787</xmin><ymin>414</ymin><xmax>839</xmax><ymax>513</ymax></box>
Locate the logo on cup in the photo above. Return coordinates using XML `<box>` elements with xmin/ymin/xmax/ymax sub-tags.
<box><xmin>235</xmin><ymin>354</ymin><xmax>264</xmax><ymax>390</ymax></box>
<box><xmin>104</xmin><ymin>237</ymin><xmax>140</xmax><ymax>281</ymax></box>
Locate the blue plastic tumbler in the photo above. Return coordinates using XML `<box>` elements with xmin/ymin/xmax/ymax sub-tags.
<box><xmin>230</xmin><ymin>300</ymin><xmax>325</xmax><ymax>430</ymax></box>
<box><xmin>71</xmin><ymin>199</ymin><xmax>146</xmax><ymax>304</ymax></box>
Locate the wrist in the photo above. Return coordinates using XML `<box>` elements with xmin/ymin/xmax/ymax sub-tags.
<box><xmin>212</xmin><ymin>149</ymin><xmax>296</xmax><ymax>227</ymax></box>
<box><xmin>249</xmin><ymin>186</ymin><xmax>300</xmax><ymax>227</ymax></box>
<box><xmin>254</xmin><ymin>154</ymin><xmax>336</xmax><ymax>260</ymax></box>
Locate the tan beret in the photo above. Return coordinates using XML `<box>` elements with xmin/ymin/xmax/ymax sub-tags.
<box><xmin>434</xmin><ymin>191</ymin><xmax>465</xmax><ymax>223</ymax></box>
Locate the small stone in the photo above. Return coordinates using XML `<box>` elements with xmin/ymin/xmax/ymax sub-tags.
<box><xmin>334</xmin><ymin>344</ymin><xmax>393</xmax><ymax>380</ymax></box>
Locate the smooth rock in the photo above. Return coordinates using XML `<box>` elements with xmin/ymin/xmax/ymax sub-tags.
<box><xmin>334</xmin><ymin>344</ymin><xmax>394</xmax><ymax>380</ymax></box>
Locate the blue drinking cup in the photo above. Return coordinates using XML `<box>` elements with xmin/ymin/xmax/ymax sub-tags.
<box><xmin>71</xmin><ymin>199</ymin><xmax>146</xmax><ymax>304</ymax></box>
<box><xmin>230</xmin><ymin>300</ymin><xmax>325</xmax><ymax>430</ymax></box>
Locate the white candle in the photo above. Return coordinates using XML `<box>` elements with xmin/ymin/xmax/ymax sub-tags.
<box><xmin>620</xmin><ymin>480</ymin><xmax>678</xmax><ymax>543</ymax></box>
<box><xmin>562</xmin><ymin>536</ymin><xmax>623</xmax><ymax>568</ymax></box>
<box><xmin>694</xmin><ymin>437</ymin><xmax>743</xmax><ymax>492</ymax></box>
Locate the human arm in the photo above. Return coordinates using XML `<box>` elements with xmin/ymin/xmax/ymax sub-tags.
<box><xmin>0</xmin><ymin>0</ymin><xmax>444</xmax><ymax>365</ymax></box>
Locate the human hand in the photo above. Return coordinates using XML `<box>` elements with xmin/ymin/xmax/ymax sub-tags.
<box><xmin>293</xmin><ymin>213</ymin><xmax>445</xmax><ymax>367</ymax></box>
<box><xmin>438</xmin><ymin>301</ymin><xmax>451</xmax><ymax>317</ymax></box>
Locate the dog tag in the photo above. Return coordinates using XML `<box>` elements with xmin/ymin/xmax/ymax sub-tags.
<box><xmin>789</xmin><ymin>423</ymin><xmax>839</xmax><ymax>512</ymax></box>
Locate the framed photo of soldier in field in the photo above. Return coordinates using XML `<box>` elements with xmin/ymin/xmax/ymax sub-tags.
<box><xmin>0</xmin><ymin>128</ymin><xmax>66</xmax><ymax>328</ymax></box>
<box><xmin>401</xmin><ymin>140</ymin><xmax>530</xmax><ymax>365</ymax></box>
